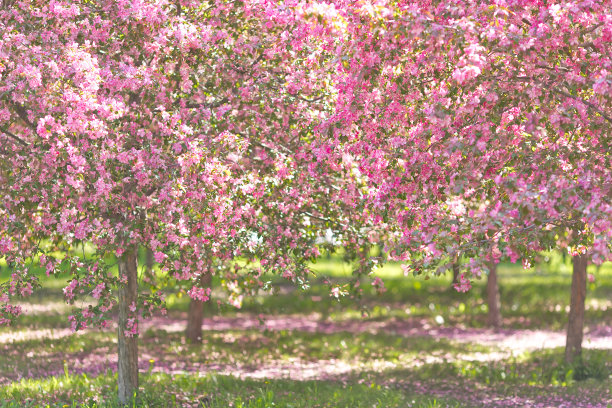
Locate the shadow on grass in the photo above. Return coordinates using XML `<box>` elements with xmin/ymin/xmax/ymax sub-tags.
<box><xmin>359</xmin><ymin>348</ymin><xmax>612</xmax><ymax>407</ymax></box>
<box><xmin>1</xmin><ymin>328</ymin><xmax>491</xmax><ymax>384</ymax></box>
<box><xmin>1</xmin><ymin>356</ymin><xmax>610</xmax><ymax>408</ymax></box>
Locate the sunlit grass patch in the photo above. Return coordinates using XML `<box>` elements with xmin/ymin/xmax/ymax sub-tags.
<box><xmin>0</xmin><ymin>371</ymin><xmax>465</xmax><ymax>408</ymax></box>
<box><xmin>143</xmin><ymin>328</ymin><xmax>495</xmax><ymax>367</ymax></box>
<box><xmin>370</xmin><ymin>347</ymin><xmax>611</xmax><ymax>387</ymax></box>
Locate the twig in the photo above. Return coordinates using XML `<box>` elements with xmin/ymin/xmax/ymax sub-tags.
<box><xmin>553</xmin><ymin>89</ymin><xmax>612</xmax><ymax>125</ymax></box>
<box><xmin>12</xmin><ymin>103</ymin><xmax>36</xmax><ymax>131</ymax></box>
<box><xmin>286</xmin><ymin>93</ymin><xmax>325</xmax><ymax>103</ymax></box>
<box><xmin>0</xmin><ymin>127</ymin><xmax>29</xmax><ymax>146</ymax></box>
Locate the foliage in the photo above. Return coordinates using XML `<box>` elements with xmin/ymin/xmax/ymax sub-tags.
<box><xmin>0</xmin><ymin>0</ymin><xmax>368</xmax><ymax>329</ymax></box>
<box><xmin>310</xmin><ymin>0</ymin><xmax>612</xmax><ymax>278</ymax></box>
<box><xmin>1</xmin><ymin>0</ymin><xmax>611</xmax><ymax>323</ymax></box>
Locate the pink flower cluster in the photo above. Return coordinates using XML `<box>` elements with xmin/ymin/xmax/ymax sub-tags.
<box><xmin>187</xmin><ymin>287</ymin><xmax>211</xmax><ymax>303</ymax></box>
<box><xmin>0</xmin><ymin>0</ymin><xmax>610</xmax><ymax>330</ymax></box>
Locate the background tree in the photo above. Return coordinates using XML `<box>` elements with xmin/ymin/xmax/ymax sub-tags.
<box><xmin>316</xmin><ymin>0</ymin><xmax>611</xmax><ymax>358</ymax></box>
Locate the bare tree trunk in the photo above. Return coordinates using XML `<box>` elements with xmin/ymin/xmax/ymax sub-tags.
<box><xmin>487</xmin><ymin>263</ymin><xmax>502</xmax><ymax>328</ymax></box>
<box><xmin>185</xmin><ymin>271</ymin><xmax>212</xmax><ymax>343</ymax></box>
<box><xmin>145</xmin><ymin>248</ymin><xmax>153</xmax><ymax>277</ymax></box>
<box><xmin>565</xmin><ymin>254</ymin><xmax>587</xmax><ymax>363</ymax></box>
<box><xmin>451</xmin><ymin>263</ymin><xmax>460</xmax><ymax>286</ymax></box>
<box><xmin>118</xmin><ymin>249</ymin><xmax>139</xmax><ymax>404</ymax></box>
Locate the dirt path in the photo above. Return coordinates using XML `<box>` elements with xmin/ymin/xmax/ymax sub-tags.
<box><xmin>146</xmin><ymin>313</ymin><xmax>612</xmax><ymax>352</ymax></box>
<box><xmin>3</xmin><ymin>313</ymin><xmax>611</xmax><ymax>352</ymax></box>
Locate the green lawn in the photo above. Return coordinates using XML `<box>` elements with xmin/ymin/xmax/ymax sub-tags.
<box><xmin>0</xmin><ymin>253</ymin><xmax>611</xmax><ymax>407</ymax></box>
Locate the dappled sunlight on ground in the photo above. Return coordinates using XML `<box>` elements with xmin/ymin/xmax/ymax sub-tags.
<box><xmin>0</xmin><ymin>327</ymin><xmax>82</xmax><ymax>344</ymax></box>
<box><xmin>147</xmin><ymin>313</ymin><xmax>612</xmax><ymax>352</ymax></box>
<box><xmin>2</xmin><ymin>312</ymin><xmax>611</xmax><ymax>407</ymax></box>
<box><xmin>2</xmin><ymin>261</ymin><xmax>611</xmax><ymax>407</ymax></box>
<box><xmin>3</xmin><ymin>313</ymin><xmax>611</xmax><ymax>353</ymax></box>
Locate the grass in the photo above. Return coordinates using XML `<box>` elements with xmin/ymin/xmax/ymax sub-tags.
<box><xmin>0</xmin><ymin>371</ymin><xmax>467</xmax><ymax>408</ymax></box>
<box><xmin>0</xmin><ymin>346</ymin><xmax>609</xmax><ymax>407</ymax></box>
<box><xmin>148</xmin><ymin>329</ymin><xmax>494</xmax><ymax>366</ymax></box>
<box><xmin>0</xmin><ymin>252</ymin><xmax>611</xmax><ymax>407</ymax></box>
<box><xmin>387</xmin><ymin>348</ymin><xmax>612</xmax><ymax>387</ymax></box>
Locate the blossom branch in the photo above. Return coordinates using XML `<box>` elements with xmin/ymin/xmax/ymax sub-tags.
<box><xmin>0</xmin><ymin>127</ymin><xmax>29</xmax><ymax>147</ymax></box>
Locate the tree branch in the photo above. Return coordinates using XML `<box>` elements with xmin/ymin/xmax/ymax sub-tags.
<box><xmin>553</xmin><ymin>89</ymin><xmax>612</xmax><ymax>125</ymax></box>
<box><xmin>0</xmin><ymin>127</ymin><xmax>29</xmax><ymax>146</ymax></box>
<box><xmin>286</xmin><ymin>93</ymin><xmax>325</xmax><ymax>103</ymax></box>
<box><xmin>185</xmin><ymin>97</ymin><xmax>228</xmax><ymax>110</ymax></box>
<box><xmin>12</xmin><ymin>103</ymin><xmax>37</xmax><ymax>131</ymax></box>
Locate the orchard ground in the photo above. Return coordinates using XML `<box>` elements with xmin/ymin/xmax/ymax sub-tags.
<box><xmin>0</xmin><ymin>253</ymin><xmax>611</xmax><ymax>407</ymax></box>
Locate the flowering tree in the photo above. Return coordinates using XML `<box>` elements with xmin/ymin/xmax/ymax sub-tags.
<box><xmin>2</xmin><ymin>4</ymin><xmax>610</xmax><ymax>405</ymax></box>
<box><xmin>313</xmin><ymin>0</ymin><xmax>611</xmax><ymax>360</ymax></box>
<box><xmin>0</xmin><ymin>0</ymin><xmax>371</xmax><ymax>402</ymax></box>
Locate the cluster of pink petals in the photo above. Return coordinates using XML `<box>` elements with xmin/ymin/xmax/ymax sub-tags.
<box><xmin>0</xmin><ymin>0</ymin><xmax>610</xmax><ymax>325</ymax></box>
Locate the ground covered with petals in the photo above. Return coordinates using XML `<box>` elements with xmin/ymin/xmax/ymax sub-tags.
<box><xmin>1</xmin><ymin>257</ymin><xmax>611</xmax><ymax>407</ymax></box>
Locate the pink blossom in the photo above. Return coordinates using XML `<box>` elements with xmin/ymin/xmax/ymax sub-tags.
<box><xmin>63</xmin><ymin>280</ymin><xmax>79</xmax><ymax>301</ymax></box>
<box><xmin>453</xmin><ymin>274</ymin><xmax>472</xmax><ymax>293</ymax></box>
<box><xmin>153</xmin><ymin>251</ymin><xmax>167</xmax><ymax>263</ymax></box>
<box><xmin>187</xmin><ymin>287</ymin><xmax>211</xmax><ymax>302</ymax></box>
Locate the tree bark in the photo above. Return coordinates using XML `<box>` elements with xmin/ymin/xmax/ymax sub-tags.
<box><xmin>451</xmin><ymin>263</ymin><xmax>460</xmax><ymax>286</ymax></box>
<box><xmin>117</xmin><ymin>249</ymin><xmax>139</xmax><ymax>404</ymax></box>
<box><xmin>145</xmin><ymin>248</ymin><xmax>153</xmax><ymax>278</ymax></box>
<box><xmin>487</xmin><ymin>263</ymin><xmax>502</xmax><ymax>328</ymax></box>
<box><xmin>185</xmin><ymin>271</ymin><xmax>212</xmax><ymax>343</ymax></box>
<box><xmin>565</xmin><ymin>254</ymin><xmax>587</xmax><ymax>363</ymax></box>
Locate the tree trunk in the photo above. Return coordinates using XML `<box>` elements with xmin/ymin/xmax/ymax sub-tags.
<box><xmin>185</xmin><ymin>271</ymin><xmax>212</xmax><ymax>343</ymax></box>
<box><xmin>451</xmin><ymin>263</ymin><xmax>460</xmax><ymax>286</ymax></box>
<box><xmin>487</xmin><ymin>263</ymin><xmax>502</xmax><ymax>328</ymax></box>
<box><xmin>117</xmin><ymin>249</ymin><xmax>139</xmax><ymax>404</ymax></box>
<box><xmin>565</xmin><ymin>254</ymin><xmax>587</xmax><ymax>363</ymax></box>
<box><xmin>145</xmin><ymin>248</ymin><xmax>153</xmax><ymax>277</ymax></box>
